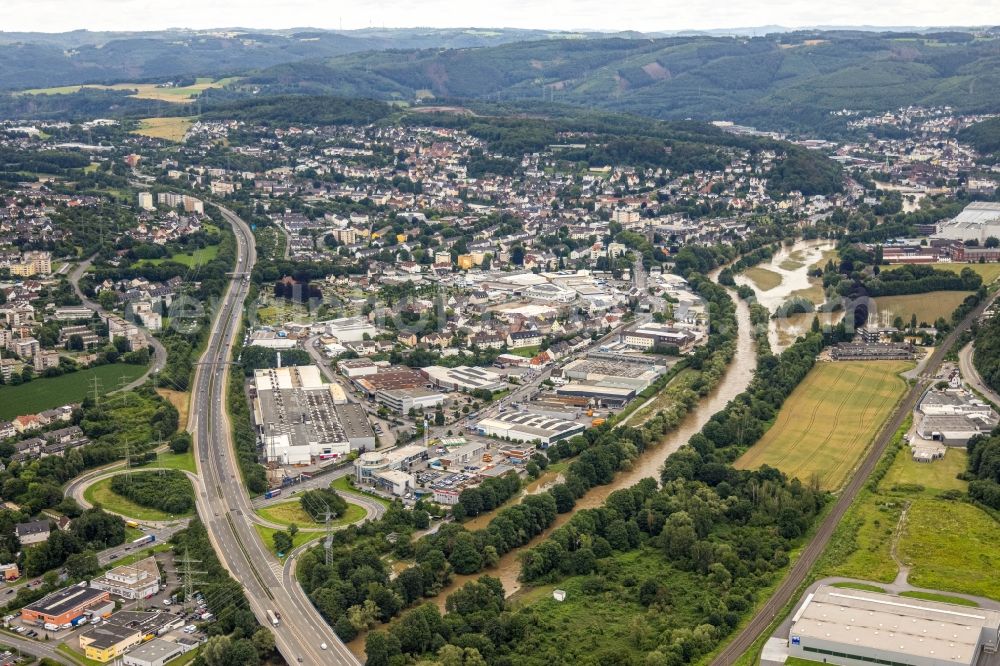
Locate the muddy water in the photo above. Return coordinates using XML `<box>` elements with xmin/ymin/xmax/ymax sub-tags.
<box><xmin>734</xmin><ymin>238</ymin><xmax>838</xmax><ymax>352</ymax></box>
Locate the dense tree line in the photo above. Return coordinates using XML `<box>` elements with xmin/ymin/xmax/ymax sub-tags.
<box><xmin>296</xmin><ymin>501</ymin><xmax>432</xmax><ymax>641</ymax></box>
<box><xmin>862</xmin><ymin>265</ymin><xmax>982</xmax><ymax>297</ymax></box>
<box><xmin>300</xmin><ymin>486</ymin><xmax>349</xmax><ymax>521</ymax></box>
<box><xmin>110</xmin><ymin>470</ymin><xmax>194</xmax><ymax>515</ymax></box>
<box><xmin>768</xmin><ymin>147</ymin><xmax>844</xmax><ymax>196</ymax></box>
<box><xmin>466</xmin><ymin>154</ymin><xmax>520</xmax><ymax>179</ymax></box>
<box><xmin>958</xmin><ymin>117</ymin><xmax>1000</xmax><ymax>157</ymax></box>
<box><xmin>965</xmin><ymin>433</ymin><xmax>1000</xmax><ymax>510</ymax></box>
<box><xmin>239</xmin><ymin>346</ymin><xmax>311</xmax><ymax>376</ymax></box>
<box><xmin>201</xmin><ymin>95</ymin><xmax>393</xmax><ymax>127</ymax></box>
<box><xmin>452</xmin><ymin>471</ymin><xmax>522</xmax><ymax>520</ymax></box>
<box><xmin>23</xmin><ymin>509</ymin><xmax>126</xmax><ymax>577</ymax></box>
<box><xmin>273</xmin><ymin>279</ymin><xmax>323</xmax><ymax>302</ymax></box>
<box><xmin>0</xmin><ymin>148</ymin><xmax>91</xmax><ymax>174</ymax></box>
<box><xmin>229</xmin><ymin>335</ymin><xmax>268</xmax><ymax>495</ymax></box>
<box><xmin>973</xmin><ymin>313</ymin><xmax>1000</xmax><ymax>394</ymax></box>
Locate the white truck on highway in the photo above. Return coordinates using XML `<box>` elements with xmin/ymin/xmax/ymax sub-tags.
<box><xmin>266</xmin><ymin>609</ymin><xmax>280</xmax><ymax>627</ymax></box>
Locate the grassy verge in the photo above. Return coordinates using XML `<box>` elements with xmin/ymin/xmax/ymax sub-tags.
<box><xmin>898</xmin><ymin>590</ymin><xmax>979</xmax><ymax>606</ymax></box>
<box><xmin>252</xmin><ymin>524</ymin><xmax>324</xmax><ymax>558</ymax></box>
<box><xmin>507</xmin><ymin>345</ymin><xmax>540</xmax><ymax>358</ymax></box>
<box><xmin>155</xmin><ymin>388</ymin><xmax>190</xmax><ymax>428</ymax></box>
<box><xmin>57</xmin><ymin>644</ymin><xmax>104</xmax><ymax>666</ymax></box>
<box><xmin>83</xmin><ymin>476</ymin><xmax>193</xmax><ymax>522</ymax></box>
<box><xmin>256</xmin><ymin>499</ymin><xmax>366</xmax><ymax>528</ymax></box>
<box><xmin>829</xmin><ymin>581</ymin><xmax>885</xmax><ymax>593</ymax></box>
<box><xmin>154</xmin><ymin>450</ymin><xmax>197</xmax><ymax>474</ymax></box>
<box><xmin>873</xmin><ymin>291</ymin><xmax>974</xmax><ymax>326</ymax></box>
<box><xmin>139</xmin><ymin>245</ymin><xmax>219</xmax><ymax>267</ymax></box>
<box><xmin>332</xmin><ymin>475</ymin><xmax>392</xmax><ymax>508</ymax></box>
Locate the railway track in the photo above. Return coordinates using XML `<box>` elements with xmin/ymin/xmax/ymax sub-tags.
<box><xmin>709</xmin><ymin>293</ymin><xmax>995</xmax><ymax>666</ymax></box>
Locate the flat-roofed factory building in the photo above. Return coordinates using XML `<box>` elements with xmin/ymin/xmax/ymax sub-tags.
<box><xmin>787</xmin><ymin>584</ymin><xmax>1000</xmax><ymax>666</ymax></box>
<box><xmin>21</xmin><ymin>585</ymin><xmax>111</xmax><ymax>626</ymax></box>
<box><xmin>253</xmin><ymin>365</ymin><xmax>374</xmax><ymax>464</ymax></box>
<box><xmin>474</xmin><ymin>413</ymin><xmax>585</xmax><ymax>446</ymax></box>
<box><xmin>420</xmin><ymin>365</ymin><xmax>506</xmax><ymax>393</ymax></box>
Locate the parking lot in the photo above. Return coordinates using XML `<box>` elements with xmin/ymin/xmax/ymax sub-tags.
<box><xmin>2</xmin><ymin>551</ymin><xmax>211</xmax><ymax>647</ymax></box>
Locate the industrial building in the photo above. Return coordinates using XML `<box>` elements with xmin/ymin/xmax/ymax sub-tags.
<box><xmin>560</xmin><ymin>354</ymin><xmax>665</xmax><ymax>390</ymax></box>
<box><xmin>80</xmin><ymin>623</ymin><xmax>143</xmax><ymax>663</ymax></box>
<box><xmin>621</xmin><ymin>322</ymin><xmax>697</xmax><ymax>350</ymax></box>
<box><xmin>375</xmin><ymin>387</ymin><xmax>446</xmax><ymax>415</ymax></box>
<box><xmin>253</xmin><ymin>365</ymin><xmax>372</xmax><ymax>464</ymax></box>
<box><xmin>354</xmin><ymin>366</ymin><xmax>426</xmax><ymax>397</ymax></box>
<box><xmin>123</xmin><ymin>638</ymin><xmax>195</xmax><ymax>666</ymax></box>
<box><xmin>830</xmin><ymin>342</ymin><xmax>916</xmax><ymax>361</ymax></box>
<box><xmin>474</xmin><ymin>412</ymin><xmax>586</xmax><ymax>446</ymax></box>
<box><xmin>915</xmin><ymin>389</ymin><xmax>999</xmax><ymax>446</ymax></box>
<box><xmin>421</xmin><ymin>365</ymin><xmax>507</xmax><ymax>393</ymax></box>
<box><xmin>788</xmin><ymin>584</ymin><xmax>1000</xmax><ymax>666</ymax></box>
<box><xmin>21</xmin><ymin>585</ymin><xmax>110</xmax><ymax>626</ymax></box>
<box><xmin>335</xmin><ymin>403</ymin><xmax>377</xmax><ymax>451</ymax></box>
<box><xmin>931</xmin><ymin>201</ymin><xmax>1000</xmax><ymax>244</ymax></box>
<box><xmin>555</xmin><ymin>382</ymin><xmax>635</xmax><ymax>408</ymax></box>
<box><xmin>354</xmin><ymin>444</ymin><xmax>428</xmax><ymax>495</ymax></box>
<box><xmin>89</xmin><ymin>556</ymin><xmax>160</xmax><ymax>600</ymax></box>
<box><xmin>322</xmin><ymin>316</ymin><xmax>377</xmax><ymax>343</ymax></box>
<box><xmin>338</xmin><ymin>358</ymin><xmax>378</xmax><ymax>378</ymax></box>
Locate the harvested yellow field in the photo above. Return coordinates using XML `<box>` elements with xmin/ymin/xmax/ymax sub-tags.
<box><xmin>131</xmin><ymin>117</ymin><xmax>195</xmax><ymax>142</ymax></box>
<box><xmin>873</xmin><ymin>291</ymin><xmax>973</xmax><ymax>326</ymax></box>
<box><xmin>155</xmin><ymin>388</ymin><xmax>190</xmax><ymax>428</ymax></box>
<box><xmin>20</xmin><ymin>77</ymin><xmax>239</xmax><ymax>103</ymax></box>
<box><xmin>735</xmin><ymin>361</ymin><xmax>911</xmax><ymax>490</ymax></box>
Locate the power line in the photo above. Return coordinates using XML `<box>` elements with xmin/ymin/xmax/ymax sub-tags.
<box><xmin>90</xmin><ymin>376</ymin><xmax>103</xmax><ymax>406</ymax></box>
<box><xmin>171</xmin><ymin>549</ymin><xmax>207</xmax><ymax>614</ymax></box>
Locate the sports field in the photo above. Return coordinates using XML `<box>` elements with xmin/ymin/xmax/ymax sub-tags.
<box><xmin>734</xmin><ymin>360</ymin><xmax>911</xmax><ymax>490</ymax></box>
<box><xmin>131</xmin><ymin>117</ymin><xmax>195</xmax><ymax>142</ymax></box>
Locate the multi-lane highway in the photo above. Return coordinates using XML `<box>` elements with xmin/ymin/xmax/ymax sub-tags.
<box><xmin>190</xmin><ymin>205</ymin><xmax>360</xmax><ymax>666</ymax></box>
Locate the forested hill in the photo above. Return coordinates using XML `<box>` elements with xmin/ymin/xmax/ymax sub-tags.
<box><xmin>244</xmin><ymin>30</ymin><xmax>1000</xmax><ymax>131</ymax></box>
<box><xmin>0</xmin><ymin>27</ymin><xmax>648</xmax><ymax>92</ymax></box>
<box><xmin>959</xmin><ymin>117</ymin><xmax>1000</xmax><ymax>158</ymax></box>
<box><xmin>5</xmin><ymin>29</ymin><xmax>999</xmax><ymax>134</ymax></box>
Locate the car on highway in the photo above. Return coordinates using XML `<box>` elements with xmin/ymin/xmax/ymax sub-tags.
<box><xmin>320</xmin><ymin>643</ymin><xmax>328</xmax><ymax>650</ymax></box>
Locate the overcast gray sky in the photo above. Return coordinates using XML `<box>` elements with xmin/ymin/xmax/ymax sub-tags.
<box><xmin>4</xmin><ymin>0</ymin><xmax>997</xmax><ymax>33</ymax></box>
